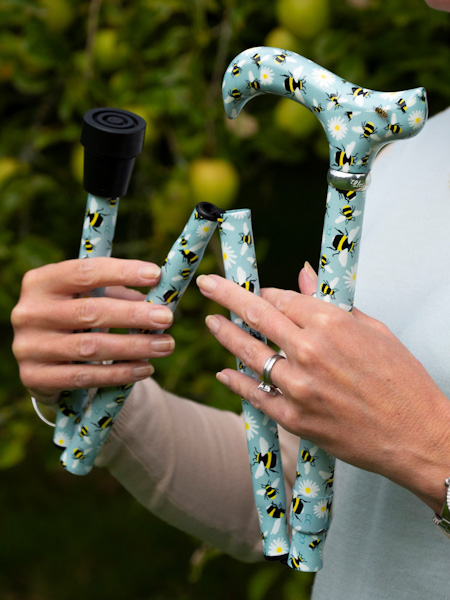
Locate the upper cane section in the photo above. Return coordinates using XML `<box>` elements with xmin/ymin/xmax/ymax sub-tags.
<box><xmin>223</xmin><ymin>47</ymin><xmax>428</xmax><ymax>174</ymax></box>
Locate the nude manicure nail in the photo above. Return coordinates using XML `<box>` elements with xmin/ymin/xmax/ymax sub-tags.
<box><xmin>133</xmin><ymin>365</ymin><xmax>155</xmax><ymax>380</ymax></box>
<box><xmin>196</xmin><ymin>274</ymin><xmax>217</xmax><ymax>293</ymax></box>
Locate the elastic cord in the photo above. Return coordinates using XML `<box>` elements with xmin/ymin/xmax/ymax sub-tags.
<box><xmin>31</xmin><ymin>396</ymin><xmax>56</xmax><ymax>428</ymax></box>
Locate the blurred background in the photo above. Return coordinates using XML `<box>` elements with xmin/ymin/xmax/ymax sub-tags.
<box><xmin>1</xmin><ymin>0</ymin><xmax>449</xmax><ymax>598</ymax></box>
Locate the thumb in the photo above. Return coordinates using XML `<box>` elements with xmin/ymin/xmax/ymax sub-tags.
<box><xmin>298</xmin><ymin>261</ymin><xmax>318</xmax><ymax>296</ymax></box>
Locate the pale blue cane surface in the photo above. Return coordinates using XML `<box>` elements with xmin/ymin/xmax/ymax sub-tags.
<box><xmin>223</xmin><ymin>46</ymin><xmax>427</xmax><ymax>175</ymax></box>
<box><xmin>61</xmin><ymin>208</ymin><xmax>219</xmax><ymax>475</ymax></box>
<box><xmin>219</xmin><ymin>208</ymin><xmax>291</xmax><ymax>562</ymax></box>
<box><xmin>53</xmin><ymin>194</ymin><xmax>119</xmax><ymax>449</ymax></box>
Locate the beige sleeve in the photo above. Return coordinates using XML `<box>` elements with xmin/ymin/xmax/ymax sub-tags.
<box><xmin>95</xmin><ymin>377</ymin><xmax>300</xmax><ymax>562</ymax></box>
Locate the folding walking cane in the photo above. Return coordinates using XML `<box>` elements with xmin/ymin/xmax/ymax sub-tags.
<box><xmin>222</xmin><ymin>46</ymin><xmax>428</xmax><ymax>571</ymax></box>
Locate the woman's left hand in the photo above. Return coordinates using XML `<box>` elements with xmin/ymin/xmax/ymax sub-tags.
<box><xmin>196</xmin><ymin>266</ymin><xmax>450</xmax><ymax>513</ymax></box>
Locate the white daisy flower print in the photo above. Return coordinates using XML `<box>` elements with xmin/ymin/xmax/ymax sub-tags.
<box><xmin>381</xmin><ymin>91</ymin><xmax>401</xmax><ymax>100</ymax></box>
<box><xmin>222</xmin><ymin>242</ymin><xmax>237</xmax><ymax>271</ymax></box>
<box><xmin>408</xmin><ymin>110</ymin><xmax>425</xmax><ymax>129</ymax></box>
<box><xmin>244</xmin><ymin>410</ymin><xmax>259</xmax><ymax>440</ymax></box>
<box><xmin>312</xmin><ymin>68</ymin><xmax>336</xmax><ymax>89</ymax></box>
<box><xmin>196</xmin><ymin>223</ymin><xmax>212</xmax><ymax>238</ymax></box>
<box><xmin>343</xmin><ymin>265</ymin><xmax>357</xmax><ymax>292</ymax></box>
<box><xmin>313</xmin><ymin>500</ymin><xmax>328</xmax><ymax>519</ymax></box>
<box><xmin>297</xmin><ymin>479</ymin><xmax>320</xmax><ymax>498</ymax></box>
<box><xmin>268</xmin><ymin>537</ymin><xmax>289</xmax><ymax>557</ymax></box>
<box><xmin>260</xmin><ymin>66</ymin><xmax>274</xmax><ymax>86</ymax></box>
<box><xmin>327</xmin><ymin>116</ymin><xmax>348</xmax><ymax>141</ymax></box>
<box><xmin>54</xmin><ymin>432</ymin><xmax>70</xmax><ymax>448</ymax></box>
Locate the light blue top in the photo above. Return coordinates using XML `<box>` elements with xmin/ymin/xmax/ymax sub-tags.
<box><xmin>311</xmin><ymin>107</ymin><xmax>450</xmax><ymax>600</ymax></box>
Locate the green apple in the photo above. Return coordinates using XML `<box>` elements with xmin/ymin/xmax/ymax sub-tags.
<box><xmin>93</xmin><ymin>29</ymin><xmax>129</xmax><ymax>72</ymax></box>
<box><xmin>39</xmin><ymin>0</ymin><xmax>74</xmax><ymax>33</ymax></box>
<box><xmin>264</xmin><ymin>27</ymin><xmax>303</xmax><ymax>54</ymax></box>
<box><xmin>276</xmin><ymin>0</ymin><xmax>330</xmax><ymax>40</ymax></box>
<box><xmin>274</xmin><ymin>98</ymin><xmax>318</xmax><ymax>139</ymax></box>
<box><xmin>188</xmin><ymin>158</ymin><xmax>239</xmax><ymax>209</ymax></box>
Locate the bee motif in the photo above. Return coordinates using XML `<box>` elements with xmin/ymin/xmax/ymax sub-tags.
<box><xmin>84</xmin><ymin>198</ymin><xmax>109</xmax><ymax>233</ymax></box>
<box><xmin>247</xmin><ymin>71</ymin><xmax>261</xmax><ymax>93</ymax></box>
<box><xmin>231</xmin><ymin>61</ymin><xmax>244</xmax><ymax>77</ymax></box>
<box><xmin>335</xmin><ymin>205</ymin><xmax>362</xmax><ymax>224</ymax></box>
<box><xmin>290</xmin><ymin>547</ymin><xmax>308</xmax><ymax>570</ymax></box>
<box><xmin>320</xmin><ymin>254</ymin><xmax>333</xmax><ymax>274</ymax></box>
<box><xmin>326</xmin><ymin>91</ymin><xmax>347</xmax><ymax>110</ymax></box>
<box><xmin>333</xmin><ymin>141</ymin><xmax>358</xmax><ymax>173</ymax></box>
<box><xmin>299</xmin><ymin>445</ymin><xmax>319</xmax><ymax>474</ymax></box>
<box><xmin>266</xmin><ymin>502</ymin><xmax>286</xmax><ymax>534</ymax></box>
<box><xmin>384</xmin><ymin>113</ymin><xmax>402</xmax><ymax>136</ymax></box>
<box><xmin>282</xmin><ymin>66</ymin><xmax>307</xmax><ymax>103</ymax></box>
<box><xmin>224</xmin><ymin>88</ymin><xmax>242</xmax><ymax>104</ymax></box>
<box><xmin>83</xmin><ymin>237</ymin><xmax>101</xmax><ymax>254</ymax></box>
<box><xmin>374</xmin><ymin>105</ymin><xmax>389</xmax><ymax>119</ymax></box>
<box><xmin>330</xmin><ymin>226</ymin><xmax>360</xmax><ymax>267</ymax></box>
<box><xmin>253</xmin><ymin>437</ymin><xmax>278</xmax><ymax>479</ymax></box>
<box><xmin>291</xmin><ymin>495</ymin><xmax>310</xmax><ymax>519</ymax></box>
<box><xmin>238</xmin><ymin>223</ymin><xmax>252</xmax><ymax>256</ymax></box>
<box><xmin>349</xmin><ymin>86</ymin><xmax>371</xmax><ymax>106</ymax></box>
<box><xmin>320</xmin><ymin>277</ymin><xmax>339</xmax><ymax>301</ymax></box>
<box><xmin>257</xmin><ymin>478</ymin><xmax>280</xmax><ymax>500</ymax></box>
<box><xmin>352</xmin><ymin>121</ymin><xmax>380</xmax><ymax>141</ymax></box>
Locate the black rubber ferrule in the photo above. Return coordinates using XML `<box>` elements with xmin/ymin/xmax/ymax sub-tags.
<box><xmin>81</xmin><ymin>107</ymin><xmax>146</xmax><ymax>198</ymax></box>
<box><xmin>196</xmin><ymin>202</ymin><xmax>225</xmax><ymax>221</ymax></box>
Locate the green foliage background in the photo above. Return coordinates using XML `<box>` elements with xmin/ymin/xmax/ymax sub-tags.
<box><xmin>0</xmin><ymin>0</ymin><xmax>449</xmax><ymax>598</ymax></box>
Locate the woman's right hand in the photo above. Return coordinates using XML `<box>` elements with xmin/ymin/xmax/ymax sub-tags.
<box><xmin>11</xmin><ymin>257</ymin><xmax>175</xmax><ymax>405</ymax></box>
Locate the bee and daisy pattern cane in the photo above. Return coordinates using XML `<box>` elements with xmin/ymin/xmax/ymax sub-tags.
<box><xmin>61</xmin><ymin>202</ymin><xmax>222</xmax><ymax>474</ymax></box>
<box><xmin>53</xmin><ymin>108</ymin><xmax>146</xmax><ymax>450</ymax></box>
<box><xmin>222</xmin><ymin>46</ymin><xmax>428</xmax><ymax>571</ymax></box>
<box><xmin>218</xmin><ymin>209</ymin><xmax>290</xmax><ymax>563</ymax></box>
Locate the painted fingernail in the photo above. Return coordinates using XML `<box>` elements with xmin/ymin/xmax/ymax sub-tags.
<box><xmin>152</xmin><ymin>307</ymin><xmax>173</xmax><ymax>325</ymax></box>
<box><xmin>205</xmin><ymin>314</ymin><xmax>220</xmax><ymax>334</ymax></box>
<box><xmin>139</xmin><ymin>264</ymin><xmax>161</xmax><ymax>281</ymax></box>
<box><xmin>304</xmin><ymin>261</ymin><xmax>318</xmax><ymax>282</ymax></box>
<box><xmin>133</xmin><ymin>365</ymin><xmax>155</xmax><ymax>380</ymax></box>
<box><xmin>196</xmin><ymin>274</ymin><xmax>217</xmax><ymax>293</ymax></box>
<box><xmin>150</xmin><ymin>337</ymin><xmax>175</xmax><ymax>352</ymax></box>
<box><xmin>216</xmin><ymin>371</ymin><xmax>230</xmax><ymax>386</ymax></box>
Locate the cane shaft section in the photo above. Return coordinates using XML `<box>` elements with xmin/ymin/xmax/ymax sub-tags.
<box><xmin>219</xmin><ymin>209</ymin><xmax>290</xmax><ymax>562</ymax></box>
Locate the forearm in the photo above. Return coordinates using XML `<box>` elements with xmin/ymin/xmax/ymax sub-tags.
<box><xmin>95</xmin><ymin>377</ymin><xmax>299</xmax><ymax>562</ymax></box>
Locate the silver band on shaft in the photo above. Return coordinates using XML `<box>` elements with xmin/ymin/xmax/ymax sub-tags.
<box><xmin>257</xmin><ymin>354</ymin><xmax>285</xmax><ymax>395</ymax></box>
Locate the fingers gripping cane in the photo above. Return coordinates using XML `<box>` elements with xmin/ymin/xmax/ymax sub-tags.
<box><xmin>222</xmin><ymin>46</ymin><xmax>428</xmax><ymax>571</ymax></box>
<box><xmin>61</xmin><ymin>200</ymin><xmax>222</xmax><ymax>474</ymax></box>
<box><xmin>53</xmin><ymin>108</ymin><xmax>146</xmax><ymax>450</ymax></box>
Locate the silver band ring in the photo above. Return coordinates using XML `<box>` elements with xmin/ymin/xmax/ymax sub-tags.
<box><xmin>257</xmin><ymin>354</ymin><xmax>285</xmax><ymax>396</ymax></box>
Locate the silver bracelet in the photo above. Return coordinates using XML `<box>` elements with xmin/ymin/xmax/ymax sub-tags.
<box><xmin>31</xmin><ymin>396</ymin><xmax>56</xmax><ymax>428</ymax></box>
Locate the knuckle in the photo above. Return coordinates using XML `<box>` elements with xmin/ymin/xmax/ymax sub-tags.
<box><xmin>10</xmin><ymin>303</ymin><xmax>31</xmax><ymax>330</ymax></box>
<box><xmin>76</xmin><ymin>298</ymin><xmax>99</xmax><ymax>327</ymax></box>
<box><xmin>78</xmin><ymin>334</ymin><xmax>98</xmax><ymax>359</ymax></box>
<box><xmin>12</xmin><ymin>334</ymin><xmax>28</xmax><ymax>362</ymax></box>
<box><xmin>18</xmin><ymin>362</ymin><xmax>38</xmax><ymax>389</ymax></box>
<box><xmin>294</xmin><ymin>338</ymin><xmax>317</xmax><ymax>367</ymax></box>
<box><xmin>242</xmin><ymin>340</ymin><xmax>261</xmax><ymax>365</ymax></box>
<box><xmin>245</xmin><ymin>301</ymin><xmax>271</xmax><ymax>330</ymax></box>
<box><xmin>72</xmin><ymin>259</ymin><xmax>98</xmax><ymax>289</ymax></box>
<box><xmin>20</xmin><ymin>268</ymin><xmax>40</xmax><ymax>292</ymax></box>
<box><xmin>72</xmin><ymin>368</ymin><xmax>92</xmax><ymax>389</ymax></box>
<box><xmin>276</xmin><ymin>290</ymin><xmax>298</xmax><ymax>313</ymax></box>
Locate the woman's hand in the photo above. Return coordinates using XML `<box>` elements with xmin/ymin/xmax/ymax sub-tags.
<box><xmin>11</xmin><ymin>257</ymin><xmax>175</xmax><ymax>405</ymax></box>
<box><xmin>196</xmin><ymin>265</ymin><xmax>450</xmax><ymax>513</ymax></box>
